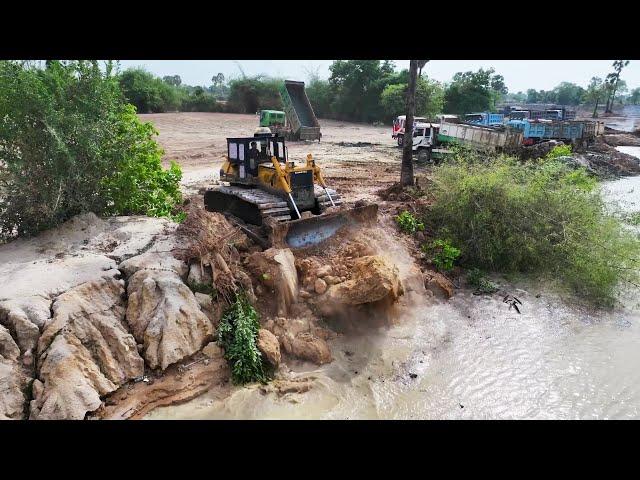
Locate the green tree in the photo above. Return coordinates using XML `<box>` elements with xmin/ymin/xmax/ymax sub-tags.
<box><xmin>328</xmin><ymin>60</ymin><xmax>396</xmax><ymax>122</ymax></box>
<box><xmin>526</xmin><ymin>89</ymin><xmax>540</xmax><ymax>103</ymax></box>
<box><xmin>605</xmin><ymin>60</ymin><xmax>630</xmax><ymax>113</ymax></box>
<box><xmin>119</xmin><ymin>67</ymin><xmax>180</xmax><ymax>113</ymax></box>
<box><xmin>443</xmin><ymin>68</ymin><xmax>503</xmax><ymax>114</ymax></box>
<box><xmin>380</xmin><ymin>77</ymin><xmax>444</xmax><ymax>120</ymax></box>
<box><xmin>584</xmin><ymin>77</ymin><xmax>606</xmax><ymax>117</ymax></box>
<box><xmin>306</xmin><ymin>72</ymin><xmax>333</xmax><ymax>118</ymax></box>
<box><xmin>629</xmin><ymin>87</ymin><xmax>640</xmax><ymax>105</ymax></box>
<box><xmin>162</xmin><ymin>75</ymin><xmax>182</xmax><ymax>87</ymax></box>
<box><xmin>552</xmin><ymin>82</ymin><xmax>585</xmax><ymax>106</ymax></box>
<box><xmin>227</xmin><ymin>75</ymin><xmax>282</xmax><ymax>113</ymax></box>
<box><xmin>0</xmin><ymin>60</ymin><xmax>183</xmax><ymax>239</ymax></box>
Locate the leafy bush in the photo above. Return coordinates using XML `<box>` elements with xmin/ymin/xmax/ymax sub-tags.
<box><xmin>466</xmin><ymin>268</ymin><xmax>498</xmax><ymax>294</ymax></box>
<box><xmin>544</xmin><ymin>144</ymin><xmax>573</xmax><ymax>160</ymax></box>
<box><xmin>422</xmin><ymin>239</ymin><xmax>461</xmax><ymax>271</ymax></box>
<box><xmin>424</xmin><ymin>156</ymin><xmax>640</xmax><ymax>306</ymax></box>
<box><xmin>395</xmin><ymin>211</ymin><xmax>425</xmax><ymax>234</ymax></box>
<box><xmin>101</xmin><ymin>104</ymin><xmax>183</xmax><ymax>219</ymax></box>
<box><xmin>119</xmin><ymin>68</ymin><xmax>181</xmax><ymax>113</ymax></box>
<box><xmin>0</xmin><ymin>60</ymin><xmax>183</xmax><ymax>240</ymax></box>
<box><xmin>217</xmin><ymin>293</ymin><xmax>271</xmax><ymax>385</ymax></box>
<box><xmin>228</xmin><ymin>76</ymin><xmax>282</xmax><ymax>113</ymax></box>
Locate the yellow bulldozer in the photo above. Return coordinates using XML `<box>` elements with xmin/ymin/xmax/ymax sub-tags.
<box><xmin>204</xmin><ymin>131</ymin><xmax>377</xmax><ymax>248</ymax></box>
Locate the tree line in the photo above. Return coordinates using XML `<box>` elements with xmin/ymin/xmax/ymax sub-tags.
<box><xmin>119</xmin><ymin>60</ymin><xmax>638</xmax><ymax>121</ymax></box>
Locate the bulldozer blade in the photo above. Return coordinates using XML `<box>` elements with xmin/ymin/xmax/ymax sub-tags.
<box><xmin>267</xmin><ymin>203</ymin><xmax>378</xmax><ymax>249</ymax></box>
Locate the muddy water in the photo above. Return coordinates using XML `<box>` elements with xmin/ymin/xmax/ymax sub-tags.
<box><xmin>149</xmin><ymin>171</ymin><xmax>640</xmax><ymax>420</ymax></box>
<box><xmin>603</xmin><ymin>105</ymin><xmax>640</xmax><ymax>132</ymax></box>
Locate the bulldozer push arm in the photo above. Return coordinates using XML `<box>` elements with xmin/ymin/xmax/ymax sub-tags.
<box><xmin>270</xmin><ymin>155</ymin><xmax>302</xmax><ymax>219</ymax></box>
<box><xmin>306</xmin><ymin>154</ymin><xmax>335</xmax><ymax>207</ymax></box>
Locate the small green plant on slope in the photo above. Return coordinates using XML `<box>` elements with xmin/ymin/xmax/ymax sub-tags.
<box><xmin>467</xmin><ymin>268</ymin><xmax>498</xmax><ymax>294</ymax></box>
<box><xmin>544</xmin><ymin>143</ymin><xmax>573</xmax><ymax>161</ymax></box>
<box><xmin>217</xmin><ymin>293</ymin><xmax>271</xmax><ymax>385</ymax></box>
<box><xmin>422</xmin><ymin>239</ymin><xmax>461</xmax><ymax>271</ymax></box>
<box><xmin>395</xmin><ymin>210</ymin><xmax>425</xmax><ymax>234</ymax></box>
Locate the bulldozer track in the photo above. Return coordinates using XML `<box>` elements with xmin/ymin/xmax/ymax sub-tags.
<box><xmin>204</xmin><ymin>184</ymin><xmax>342</xmax><ymax>226</ymax></box>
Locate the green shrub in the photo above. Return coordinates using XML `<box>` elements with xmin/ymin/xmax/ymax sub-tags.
<box><xmin>424</xmin><ymin>156</ymin><xmax>640</xmax><ymax>306</ymax></box>
<box><xmin>395</xmin><ymin>211</ymin><xmax>425</xmax><ymax>234</ymax></box>
<box><xmin>466</xmin><ymin>268</ymin><xmax>498</xmax><ymax>294</ymax></box>
<box><xmin>217</xmin><ymin>293</ymin><xmax>271</xmax><ymax>385</ymax></box>
<box><xmin>544</xmin><ymin>143</ymin><xmax>573</xmax><ymax>160</ymax></box>
<box><xmin>422</xmin><ymin>239</ymin><xmax>461</xmax><ymax>271</ymax></box>
<box><xmin>101</xmin><ymin>104</ymin><xmax>183</xmax><ymax>219</ymax></box>
<box><xmin>0</xmin><ymin>60</ymin><xmax>183</xmax><ymax>240</ymax></box>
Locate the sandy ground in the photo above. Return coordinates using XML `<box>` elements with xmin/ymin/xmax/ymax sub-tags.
<box><xmin>140</xmin><ymin>112</ymin><xmax>415</xmax><ymax>202</ymax></box>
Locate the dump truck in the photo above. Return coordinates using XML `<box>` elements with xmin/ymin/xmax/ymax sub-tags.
<box><xmin>204</xmin><ymin>133</ymin><xmax>377</xmax><ymax>248</ymax></box>
<box><xmin>409</xmin><ymin>119</ymin><xmax>523</xmax><ymax>163</ymax></box>
<box><xmin>506</xmin><ymin>119</ymin><xmax>605</xmax><ymax>146</ymax></box>
<box><xmin>278</xmin><ymin>80</ymin><xmax>322</xmax><ymax>142</ymax></box>
<box><xmin>464</xmin><ymin>112</ymin><xmax>505</xmax><ymax>127</ymax></box>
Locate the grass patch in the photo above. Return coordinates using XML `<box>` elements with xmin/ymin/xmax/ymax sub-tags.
<box><xmin>423</xmin><ymin>155</ymin><xmax>640</xmax><ymax>306</ymax></box>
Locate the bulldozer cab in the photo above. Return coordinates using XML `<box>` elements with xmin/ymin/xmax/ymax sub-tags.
<box><xmin>226</xmin><ymin>135</ymin><xmax>287</xmax><ymax>178</ymax></box>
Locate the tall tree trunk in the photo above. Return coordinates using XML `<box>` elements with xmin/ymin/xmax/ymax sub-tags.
<box><xmin>401</xmin><ymin>60</ymin><xmax>418</xmax><ymax>187</ymax></box>
<box><xmin>592</xmin><ymin>97</ymin><xmax>599</xmax><ymax>118</ymax></box>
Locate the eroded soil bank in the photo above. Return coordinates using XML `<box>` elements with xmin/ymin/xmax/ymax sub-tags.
<box><xmin>3</xmin><ymin>112</ymin><xmax>640</xmax><ymax>420</ymax></box>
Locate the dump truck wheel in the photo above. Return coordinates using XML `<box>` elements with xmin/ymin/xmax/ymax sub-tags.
<box><xmin>417</xmin><ymin>148</ymin><xmax>431</xmax><ymax>163</ymax></box>
<box><xmin>397</xmin><ymin>135</ymin><xmax>404</xmax><ymax>147</ymax></box>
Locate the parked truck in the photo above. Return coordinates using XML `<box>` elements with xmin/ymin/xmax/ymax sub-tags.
<box><xmin>392</xmin><ymin>115</ymin><xmax>429</xmax><ymax>146</ymax></box>
<box><xmin>506</xmin><ymin>119</ymin><xmax>605</xmax><ymax>146</ymax></box>
<box><xmin>464</xmin><ymin>112</ymin><xmax>505</xmax><ymax>127</ymax></box>
<box><xmin>278</xmin><ymin>80</ymin><xmax>322</xmax><ymax>142</ymax></box>
<box><xmin>410</xmin><ymin>118</ymin><xmax>523</xmax><ymax>162</ymax></box>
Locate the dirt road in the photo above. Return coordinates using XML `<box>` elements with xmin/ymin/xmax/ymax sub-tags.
<box><xmin>141</xmin><ymin>112</ymin><xmax>410</xmax><ymax>202</ymax></box>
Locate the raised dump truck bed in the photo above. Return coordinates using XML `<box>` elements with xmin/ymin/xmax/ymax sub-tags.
<box><xmin>279</xmin><ymin>80</ymin><xmax>321</xmax><ymax>141</ymax></box>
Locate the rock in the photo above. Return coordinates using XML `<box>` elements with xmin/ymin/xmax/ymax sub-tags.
<box><xmin>126</xmin><ymin>269</ymin><xmax>214</xmax><ymax>370</ymax></box>
<box><xmin>0</xmin><ymin>358</ymin><xmax>27</xmax><ymax>420</ymax></box>
<box><xmin>314</xmin><ymin>278</ymin><xmax>328</xmax><ymax>294</ymax></box>
<box><xmin>282</xmin><ymin>332</ymin><xmax>332</xmax><ymax>365</ymax></box>
<box><xmin>425</xmin><ymin>272</ymin><xmax>454</xmax><ymax>299</ymax></box>
<box><xmin>315</xmin><ymin>265</ymin><xmax>332</xmax><ymax>278</ymax></box>
<box><xmin>256</xmin><ymin>329</ymin><xmax>281</xmax><ymax>367</ymax></box>
<box><xmin>325</xmin><ymin>255</ymin><xmax>402</xmax><ymax>306</ymax></box>
<box><xmin>202</xmin><ymin>342</ymin><xmax>224</xmax><ymax>360</ymax></box>
<box><xmin>246</xmin><ymin>248</ymin><xmax>298</xmax><ymax>315</ymax></box>
<box><xmin>0</xmin><ymin>298</ymin><xmax>52</xmax><ymax>354</ymax></box>
<box><xmin>324</xmin><ymin>275</ymin><xmax>341</xmax><ymax>285</ymax></box>
<box><xmin>30</xmin><ymin>275</ymin><xmax>145</xmax><ymax>420</ymax></box>
<box><xmin>299</xmin><ymin>289</ymin><xmax>312</xmax><ymax>299</ymax></box>
<box><xmin>0</xmin><ymin>324</ymin><xmax>20</xmax><ymax>361</ymax></box>
<box><xmin>118</xmin><ymin>241</ymin><xmax>189</xmax><ymax>278</ymax></box>
<box><xmin>187</xmin><ymin>261</ymin><xmax>213</xmax><ymax>288</ymax></box>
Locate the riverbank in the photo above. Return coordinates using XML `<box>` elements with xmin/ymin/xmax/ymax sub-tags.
<box><xmin>3</xmin><ymin>112</ymin><xmax>640</xmax><ymax>420</ymax></box>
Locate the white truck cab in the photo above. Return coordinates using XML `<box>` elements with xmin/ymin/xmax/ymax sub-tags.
<box><xmin>411</xmin><ymin>122</ymin><xmax>439</xmax><ymax>162</ymax></box>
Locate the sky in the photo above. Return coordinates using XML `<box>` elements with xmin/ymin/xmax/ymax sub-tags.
<box><xmin>117</xmin><ymin>60</ymin><xmax>640</xmax><ymax>93</ymax></box>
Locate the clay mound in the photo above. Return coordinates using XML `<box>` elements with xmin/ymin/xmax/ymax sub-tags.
<box><xmin>126</xmin><ymin>269</ymin><xmax>213</xmax><ymax>370</ymax></box>
<box><xmin>30</xmin><ymin>276</ymin><xmax>144</xmax><ymax>420</ymax></box>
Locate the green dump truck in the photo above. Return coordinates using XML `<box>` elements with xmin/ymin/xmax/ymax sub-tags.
<box><xmin>256</xmin><ymin>81</ymin><xmax>321</xmax><ymax>141</ymax></box>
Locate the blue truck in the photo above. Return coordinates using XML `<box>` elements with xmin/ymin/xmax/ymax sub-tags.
<box><xmin>464</xmin><ymin>112</ymin><xmax>504</xmax><ymax>127</ymax></box>
<box><xmin>506</xmin><ymin>119</ymin><xmax>604</xmax><ymax>145</ymax></box>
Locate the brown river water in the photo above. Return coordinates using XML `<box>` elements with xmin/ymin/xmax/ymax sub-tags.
<box><xmin>147</xmin><ymin>146</ymin><xmax>640</xmax><ymax>420</ymax></box>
